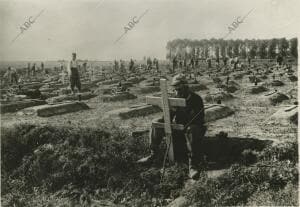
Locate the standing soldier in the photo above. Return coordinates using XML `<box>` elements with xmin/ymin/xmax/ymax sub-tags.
<box><xmin>67</xmin><ymin>53</ymin><xmax>82</xmax><ymax>100</ymax></box>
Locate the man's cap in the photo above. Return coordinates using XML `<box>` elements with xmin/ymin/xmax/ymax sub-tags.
<box><xmin>72</xmin><ymin>52</ymin><xmax>76</xmax><ymax>55</ymax></box>
<box><xmin>171</xmin><ymin>73</ymin><xmax>188</xmax><ymax>86</ymax></box>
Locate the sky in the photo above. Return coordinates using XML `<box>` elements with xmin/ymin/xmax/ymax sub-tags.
<box><xmin>0</xmin><ymin>0</ymin><xmax>299</xmax><ymax>61</ymax></box>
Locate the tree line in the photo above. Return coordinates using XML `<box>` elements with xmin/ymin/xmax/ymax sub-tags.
<box><xmin>166</xmin><ymin>38</ymin><xmax>297</xmax><ymax>60</ymax></box>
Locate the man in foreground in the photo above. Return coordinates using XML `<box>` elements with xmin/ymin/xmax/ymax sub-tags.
<box><xmin>137</xmin><ymin>74</ymin><xmax>206</xmax><ymax>179</ymax></box>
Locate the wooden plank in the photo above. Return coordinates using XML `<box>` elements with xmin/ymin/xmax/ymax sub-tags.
<box><xmin>160</xmin><ymin>79</ymin><xmax>174</xmax><ymax>162</ymax></box>
<box><xmin>160</xmin><ymin>79</ymin><xmax>172</xmax><ymax>134</ymax></box>
<box><xmin>284</xmin><ymin>105</ymin><xmax>297</xmax><ymax>112</ymax></box>
<box><xmin>264</xmin><ymin>91</ymin><xmax>277</xmax><ymax>96</ymax></box>
<box><xmin>152</xmin><ymin>122</ymin><xmax>185</xmax><ymax>130</ymax></box>
<box><xmin>146</xmin><ymin>96</ymin><xmax>186</xmax><ymax>107</ymax></box>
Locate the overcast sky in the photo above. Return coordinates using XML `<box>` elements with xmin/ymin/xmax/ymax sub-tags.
<box><xmin>0</xmin><ymin>0</ymin><xmax>299</xmax><ymax>61</ymax></box>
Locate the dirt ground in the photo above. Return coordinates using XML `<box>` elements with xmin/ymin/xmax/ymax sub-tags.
<box><xmin>1</xmin><ymin>64</ymin><xmax>297</xmax><ymax>143</ymax></box>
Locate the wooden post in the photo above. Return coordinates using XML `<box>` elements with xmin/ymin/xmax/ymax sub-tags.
<box><xmin>146</xmin><ymin>79</ymin><xmax>186</xmax><ymax>162</ymax></box>
<box><xmin>61</xmin><ymin>72</ymin><xmax>65</xmax><ymax>84</ymax></box>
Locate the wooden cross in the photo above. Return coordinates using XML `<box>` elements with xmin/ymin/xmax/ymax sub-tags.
<box><xmin>146</xmin><ymin>79</ymin><xmax>186</xmax><ymax>162</ymax></box>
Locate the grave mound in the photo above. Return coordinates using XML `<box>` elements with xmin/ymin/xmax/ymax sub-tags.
<box><xmin>267</xmin><ymin>92</ymin><xmax>289</xmax><ymax>105</ymax></box>
<box><xmin>46</xmin><ymin>92</ymin><xmax>97</xmax><ymax>104</ymax></box>
<box><xmin>249</xmin><ymin>76</ymin><xmax>261</xmax><ymax>83</ymax></box>
<box><xmin>19</xmin><ymin>82</ymin><xmax>44</xmax><ymax>90</ymax></box>
<box><xmin>187</xmin><ymin>79</ymin><xmax>198</xmax><ymax>84</ymax></box>
<box><xmin>212</xmin><ymin>77</ymin><xmax>222</xmax><ymax>84</ymax></box>
<box><xmin>205</xmin><ymin>104</ymin><xmax>234</xmax><ymax>122</ymax></box>
<box><xmin>268</xmin><ymin>105</ymin><xmax>298</xmax><ymax>125</ymax></box>
<box><xmin>287</xmin><ymin>88</ymin><xmax>297</xmax><ymax>99</ymax></box>
<box><xmin>260</xmin><ymin>75</ymin><xmax>268</xmax><ymax>79</ymax></box>
<box><xmin>233</xmin><ymin>73</ymin><xmax>244</xmax><ymax>80</ymax></box>
<box><xmin>247</xmin><ymin>85</ymin><xmax>268</xmax><ymax>94</ymax></box>
<box><xmin>271</xmin><ymin>80</ymin><xmax>284</xmax><ymax>86</ymax></box>
<box><xmin>217</xmin><ymin>84</ymin><xmax>238</xmax><ymax>93</ymax></box>
<box><xmin>140</xmin><ymin>79</ymin><xmax>160</xmax><ymax>87</ymax></box>
<box><xmin>101</xmin><ymin>92</ymin><xmax>137</xmax><ymax>102</ymax></box>
<box><xmin>17</xmin><ymin>89</ymin><xmax>42</xmax><ymax>99</ymax></box>
<box><xmin>127</xmin><ymin>76</ymin><xmax>145</xmax><ymax>84</ymax></box>
<box><xmin>104</xmin><ymin>104</ymin><xmax>161</xmax><ymax>119</ymax></box>
<box><xmin>100</xmin><ymin>79</ymin><xmax>120</xmax><ymax>85</ymax></box>
<box><xmin>188</xmin><ymin>84</ymin><xmax>208</xmax><ymax>91</ymax></box>
<box><xmin>288</xmin><ymin>75</ymin><xmax>297</xmax><ymax>82</ymax></box>
<box><xmin>1</xmin><ymin>99</ymin><xmax>46</xmax><ymax>113</ymax></box>
<box><xmin>18</xmin><ymin>101</ymin><xmax>89</xmax><ymax>117</ymax></box>
<box><xmin>134</xmin><ymin>86</ymin><xmax>161</xmax><ymax>94</ymax></box>
<box><xmin>40</xmin><ymin>91</ymin><xmax>58</xmax><ymax>100</ymax></box>
<box><xmin>204</xmin><ymin>92</ymin><xmax>234</xmax><ymax>103</ymax></box>
<box><xmin>217</xmin><ymin>81</ymin><xmax>239</xmax><ymax>93</ymax></box>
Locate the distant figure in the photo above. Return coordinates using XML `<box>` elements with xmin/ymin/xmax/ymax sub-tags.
<box><xmin>27</xmin><ymin>63</ymin><xmax>31</xmax><ymax>77</ymax></box>
<box><xmin>216</xmin><ymin>57</ymin><xmax>220</xmax><ymax>67</ymax></box>
<box><xmin>68</xmin><ymin>53</ymin><xmax>81</xmax><ymax>97</ymax></box>
<box><xmin>172</xmin><ymin>57</ymin><xmax>178</xmax><ymax>72</ymax></box>
<box><xmin>233</xmin><ymin>57</ymin><xmax>239</xmax><ymax>70</ymax></box>
<box><xmin>82</xmin><ymin>62</ymin><xmax>87</xmax><ymax>74</ymax></box>
<box><xmin>41</xmin><ymin>62</ymin><xmax>44</xmax><ymax>73</ymax></box>
<box><xmin>155</xmin><ymin>59</ymin><xmax>159</xmax><ymax>71</ymax></box>
<box><xmin>254</xmin><ymin>76</ymin><xmax>258</xmax><ymax>86</ymax></box>
<box><xmin>154</xmin><ymin>58</ymin><xmax>159</xmax><ymax>71</ymax></box>
<box><xmin>31</xmin><ymin>63</ymin><xmax>36</xmax><ymax>76</ymax></box>
<box><xmin>114</xmin><ymin>60</ymin><xmax>119</xmax><ymax>72</ymax></box>
<box><xmin>190</xmin><ymin>58</ymin><xmax>195</xmax><ymax>69</ymax></box>
<box><xmin>120</xmin><ymin>60</ymin><xmax>125</xmax><ymax>73</ymax></box>
<box><xmin>223</xmin><ymin>57</ymin><xmax>228</xmax><ymax>66</ymax></box>
<box><xmin>129</xmin><ymin>59</ymin><xmax>135</xmax><ymax>72</ymax></box>
<box><xmin>147</xmin><ymin>57</ymin><xmax>152</xmax><ymax>70</ymax></box>
<box><xmin>276</xmin><ymin>55</ymin><xmax>283</xmax><ymax>66</ymax></box>
<box><xmin>195</xmin><ymin>58</ymin><xmax>199</xmax><ymax>67</ymax></box>
<box><xmin>207</xmin><ymin>58</ymin><xmax>212</xmax><ymax>68</ymax></box>
<box><xmin>247</xmin><ymin>57</ymin><xmax>251</xmax><ymax>66</ymax></box>
<box><xmin>4</xmin><ymin>67</ymin><xmax>18</xmax><ymax>85</ymax></box>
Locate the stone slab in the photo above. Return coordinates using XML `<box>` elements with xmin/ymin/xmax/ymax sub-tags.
<box><xmin>104</xmin><ymin>104</ymin><xmax>161</xmax><ymax>119</ymax></box>
<box><xmin>46</xmin><ymin>92</ymin><xmax>97</xmax><ymax>104</ymax></box>
<box><xmin>18</xmin><ymin>101</ymin><xmax>89</xmax><ymax>117</ymax></box>
<box><xmin>1</xmin><ymin>99</ymin><xmax>46</xmax><ymax>113</ymax></box>
<box><xmin>101</xmin><ymin>92</ymin><xmax>137</xmax><ymax>102</ymax></box>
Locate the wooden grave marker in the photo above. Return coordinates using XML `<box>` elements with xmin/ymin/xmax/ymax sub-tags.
<box><xmin>146</xmin><ymin>79</ymin><xmax>186</xmax><ymax>162</ymax></box>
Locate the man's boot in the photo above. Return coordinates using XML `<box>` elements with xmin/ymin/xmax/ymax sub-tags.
<box><xmin>188</xmin><ymin>159</ymin><xmax>199</xmax><ymax>179</ymax></box>
<box><xmin>137</xmin><ymin>150</ymin><xmax>157</xmax><ymax>164</ymax></box>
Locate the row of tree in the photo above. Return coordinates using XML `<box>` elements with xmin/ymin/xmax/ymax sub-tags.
<box><xmin>166</xmin><ymin>38</ymin><xmax>297</xmax><ymax>60</ymax></box>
